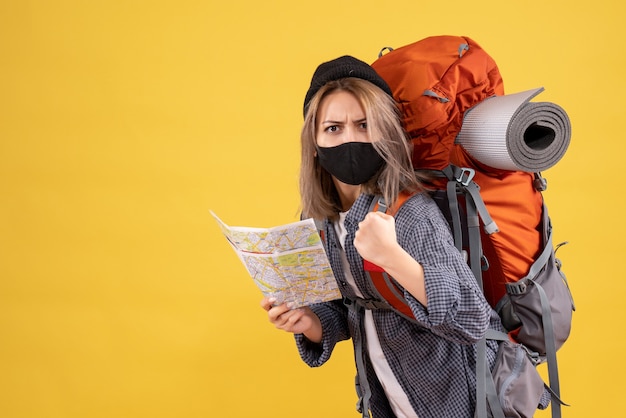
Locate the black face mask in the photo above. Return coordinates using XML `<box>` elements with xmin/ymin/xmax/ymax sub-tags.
<box><xmin>316</xmin><ymin>142</ymin><xmax>384</xmax><ymax>185</ymax></box>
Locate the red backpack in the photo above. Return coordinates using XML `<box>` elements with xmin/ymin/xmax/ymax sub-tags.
<box><xmin>363</xmin><ymin>35</ymin><xmax>574</xmax><ymax>418</ymax></box>
<box><xmin>372</xmin><ymin>35</ymin><xmax>504</xmax><ymax>171</ymax></box>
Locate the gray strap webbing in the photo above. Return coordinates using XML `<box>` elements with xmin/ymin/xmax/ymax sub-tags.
<box><xmin>313</xmin><ymin>218</ymin><xmax>325</xmax><ymax>235</ymax></box>
<box><xmin>523</xmin><ymin>229</ymin><xmax>553</xmax><ymax>282</ymax></box>
<box><xmin>476</xmin><ymin>331</ymin><xmax>507</xmax><ymax>418</ymax></box>
<box><xmin>543</xmin><ymin>381</ymin><xmax>568</xmax><ymax>407</ymax></box>
<box><xmin>476</xmin><ymin>337</ymin><xmax>488</xmax><ymax>418</ymax></box>
<box><xmin>446</xmin><ymin>178</ymin><xmax>463</xmax><ymax>252</ymax></box>
<box><xmin>465</xmin><ymin>188</ymin><xmax>484</xmax><ymax>288</ymax></box>
<box><xmin>442</xmin><ymin>165</ymin><xmax>487</xmax><ymax>286</ymax></box>
<box><xmin>372</xmin><ymin>196</ymin><xmax>386</xmax><ymax>213</ymax></box>
<box><xmin>423</xmin><ymin>89</ymin><xmax>450</xmax><ymax>103</ymax></box>
<box><xmin>464</xmin><ymin>180</ymin><xmax>499</xmax><ymax>235</ymax></box>
<box><xmin>442</xmin><ymin>165</ymin><xmax>499</xmax><ymax>235</ymax></box>
<box><xmin>458</xmin><ymin>42</ymin><xmax>470</xmax><ymax>57</ymax></box>
<box><xmin>345</xmin><ymin>296</ymin><xmax>390</xmax><ymax>311</ymax></box>
<box><xmin>345</xmin><ymin>301</ymin><xmax>371</xmax><ymax>418</ymax></box>
<box><xmin>536</xmin><ymin>278</ymin><xmax>563</xmax><ymax>418</ymax></box>
<box><xmin>485</xmin><ymin>366</ymin><xmax>503</xmax><ymax>418</ymax></box>
<box><xmin>354</xmin><ymin>343</ymin><xmax>371</xmax><ymax>418</ymax></box>
<box><xmin>504</xmin><ymin>204</ymin><xmax>567</xmax><ymax>418</ymax></box>
<box><xmin>486</xmin><ymin>328</ymin><xmax>509</xmax><ymax>341</ymax></box>
<box><xmin>317</xmin><ymin>212</ymin><xmax>372</xmax><ymax>417</ymax></box>
<box><xmin>534</xmin><ymin>172</ymin><xmax>548</xmax><ymax>192</ymax></box>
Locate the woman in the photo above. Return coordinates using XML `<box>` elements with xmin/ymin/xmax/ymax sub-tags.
<box><xmin>261</xmin><ymin>55</ymin><xmax>502</xmax><ymax>418</ymax></box>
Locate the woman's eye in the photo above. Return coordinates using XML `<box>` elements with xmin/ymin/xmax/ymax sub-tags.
<box><xmin>325</xmin><ymin>125</ymin><xmax>339</xmax><ymax>133</ymax></box>
<box><xmin>359</xmin><ymin>122</ymin><xmax>368</xmax><ymax>130</ymax></box>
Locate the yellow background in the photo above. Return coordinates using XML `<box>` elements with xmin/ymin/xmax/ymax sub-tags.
<box><xmin>0</xmin><ymin>1</ymin><xmax>622</xmax><ymax>417</ymax></box>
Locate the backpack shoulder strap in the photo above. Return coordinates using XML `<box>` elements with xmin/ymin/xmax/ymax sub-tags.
<box><xmin>370</xmin><ymin>189</ymin><xmax>414</xmax><ymax>215</ymax></box>
<box><xmin>423</xmin><ymin>164</ymin><xmax>498</xmax><ymax>287</ymax></box>
<box><xmin>364</xmin><ymin>191</ymin><xmax>419</xmax><ymax>322</ymax></box>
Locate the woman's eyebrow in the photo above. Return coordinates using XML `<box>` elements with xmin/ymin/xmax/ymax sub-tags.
<box><xmin>320</xmin><ymin>117</ymin><xmax>367</xmax><ymax>124</ymax></box>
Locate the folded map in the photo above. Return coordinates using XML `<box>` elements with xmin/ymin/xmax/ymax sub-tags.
<box><xmin>211</xmin><ymin>211</ymin><xmax>341</xmax><ymax>308</ymax></box>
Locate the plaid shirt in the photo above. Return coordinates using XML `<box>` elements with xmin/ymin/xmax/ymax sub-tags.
<box><xmin>295</xmin><ymin>192</ymin><xmax>502</xmax><ymax>418</ymax></box>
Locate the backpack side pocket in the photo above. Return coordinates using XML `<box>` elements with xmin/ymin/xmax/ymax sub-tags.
<box><xmin>489</xmin><ymin>340</ymin><xmax>548</xmax><ymax>418</ymax></box>
<box><xmin>497</xmin><ymin>206</ymin><xmax>574</xmax><ymax>355</ymax></box>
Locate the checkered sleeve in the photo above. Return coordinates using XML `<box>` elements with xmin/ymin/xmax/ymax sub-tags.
<box><xmin>294</xmin><ymin>298</ymin><xmax>351</xmax><ymax>367</ymax></box>
<box><xmin>396</xmin><ymin>195</ymin><xmax>492</xmax><ymax>345</ymax></box>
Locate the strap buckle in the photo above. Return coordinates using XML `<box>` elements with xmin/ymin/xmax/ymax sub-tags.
<box><xmin>455</xmin><ymin>167</ymin><xmax>476</xmax><ymax>186</ymax></box>
<box><xmin>505</xmin><ymin>279</ymin><xmax>529</xmax><ymax>295</ymax></box>
<box><xmin>533</xmin><ymin>172</ymin><xmax>548</xmax><ymax>192</ymax></box>
<box><xmin>343</xmin><ymin>296</ymin><xmax>390</xmax><ymax>310</ymax></box>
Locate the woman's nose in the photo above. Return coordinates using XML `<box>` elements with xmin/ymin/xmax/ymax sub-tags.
<box><xmin>343</xmin><ymin>126</ymin><xmax>358</xmax><ymax>143</ymax></box>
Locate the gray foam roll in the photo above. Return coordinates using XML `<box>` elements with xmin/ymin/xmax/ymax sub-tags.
<box><xmin>455</xmin><ymin>87</ymin><xmax>571</xmax><ymax>172</ymax></box>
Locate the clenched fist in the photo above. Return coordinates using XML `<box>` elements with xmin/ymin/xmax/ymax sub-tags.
<box><xmin>353</xmin><ymin>211</ymin><xmax>400</xmax><ymax>269</ymax></box>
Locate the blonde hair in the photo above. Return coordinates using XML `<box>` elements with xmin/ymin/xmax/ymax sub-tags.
<box><xmin>300</xmin><ymin>78</ymin><xmax>424</xmax><ymax>220</ymax></box>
